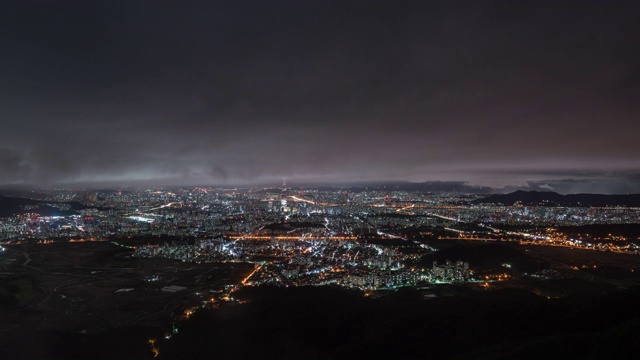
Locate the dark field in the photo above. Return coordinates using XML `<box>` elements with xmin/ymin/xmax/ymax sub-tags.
<box><xmin>423</xmin><ymin>239</ymin><xmax>640</xmax><ymax>275</ymax></box>
<box><xmin>0</xmin><ymin>241</ymin><xmax>254</xmax><ymax>359</ymax></box>
<box><xmin>2</xmin><ymin>239</ymin><xmax>640</xmax><ymax>359</ymax></box>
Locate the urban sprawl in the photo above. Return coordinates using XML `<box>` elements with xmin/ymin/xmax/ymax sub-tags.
<box><xmin>2</xmin><ymin>186</ymin><xmax>639</xmax><ymax>291</ymax></box>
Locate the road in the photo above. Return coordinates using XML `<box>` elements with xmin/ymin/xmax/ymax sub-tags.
<box><xmin>22</xmin><ymin>251</ymin><xmax>44</xmax><ymax>272</ymax></box>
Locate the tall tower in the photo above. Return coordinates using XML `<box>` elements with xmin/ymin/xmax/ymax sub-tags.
<box><xmin>280</xmin><ymin>178</ymin><xmax>288</xmax><ymax>213</ymax></box>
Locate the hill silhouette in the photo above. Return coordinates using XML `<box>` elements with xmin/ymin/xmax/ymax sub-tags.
<box><xmin>473</xmin><ymin>190</ymin><xmax>640</xmax><ymax>207</ymax></box>
<box><xmin>155</xmin><ymin>285</ymin><xmax>640</xmax><ymax>360</ymax></box>
<box><xmin>0</xmin><ymin>196</ymin><xmax>83</xmax><ymax>217</ymax></box>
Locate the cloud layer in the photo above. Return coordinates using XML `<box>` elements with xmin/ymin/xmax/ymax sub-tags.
<box><xmin>1</xmin><ymin>1</ymin><xmax>639</xmax><ymax>190</ymax></box>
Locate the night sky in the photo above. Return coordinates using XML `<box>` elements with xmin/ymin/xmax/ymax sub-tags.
<box><xmin>1</xmin><ymin>0</ymin><xmax>640</xmax><ymax>192</ymax></box>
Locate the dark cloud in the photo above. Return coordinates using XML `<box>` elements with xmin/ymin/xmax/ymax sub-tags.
<box><xmin>0</xmin><ymin>147</ymin><xmax>31</xmax><ymax>182</ymax></box>
<box><xmin>0</xmin><ymin>0</ymin><xmax>639</xmax><ymax>191</ymax></box>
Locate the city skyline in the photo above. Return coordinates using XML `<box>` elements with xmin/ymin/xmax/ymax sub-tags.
<box><xmin>2</xmin><ymin>1</ymin><xmax>640</xmax><ymax>193</ymax></box>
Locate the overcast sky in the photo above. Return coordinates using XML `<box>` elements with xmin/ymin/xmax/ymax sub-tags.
<box><xmin>1</xmin><ymin>0</ymin><xmax>639</xmax><ymax>192</ymax></box>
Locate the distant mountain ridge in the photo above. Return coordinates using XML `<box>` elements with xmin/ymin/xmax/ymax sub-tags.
<box><xmin>473</xmin><ymin>190</ymin><xmax>640</xmax><ymax>207</ymax></box>
<box><xmin>0</xmin><ymin>195</ymin><xmax>84</xmax><ymax>217</ymax></box>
